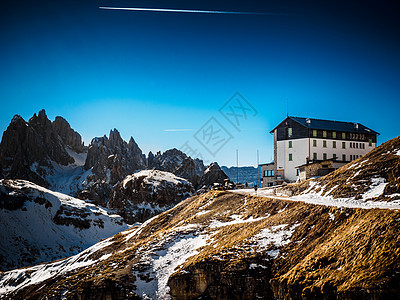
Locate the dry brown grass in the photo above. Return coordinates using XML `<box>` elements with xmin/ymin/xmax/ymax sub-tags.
<box><xmin>6</xmin><ymin>189</ymin><xmax>400</xmax><ymax>299</ymax></box>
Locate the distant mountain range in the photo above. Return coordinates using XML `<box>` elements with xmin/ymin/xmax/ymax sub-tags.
<box><xmin>221</xmin><ymin>166</ymin><xmax>260</xmax><ymax>186</ymax></box>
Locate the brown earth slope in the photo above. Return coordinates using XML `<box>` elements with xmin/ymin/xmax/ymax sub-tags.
<box><xmin>1</xmin><ymin>190</ymin><xmax>399</xmax><ymax>300</ymax></box>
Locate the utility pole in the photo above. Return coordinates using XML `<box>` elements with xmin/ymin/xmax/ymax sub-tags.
<box><xmin>257</xmin><ymin>149</ymin><xmax>260</xmax><ymax>188</ymax></box>
<box><xmin>236</xmin><ymin>149</ymin><xmax>239</xmax><ymax>187</ymax></box>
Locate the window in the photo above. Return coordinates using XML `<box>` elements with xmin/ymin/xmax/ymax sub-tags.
<box><xmin>288</xmin><ymin>128</ymin><xmax>293</xmax><ymax>137</ymax></box>
<box><xmin>356</xmin><ymin>143</ymin><xmax>359</xmax><ymax>149</ymax></box>
<box><xmin>350</xmin><ymin>143</ymin><xmax>353</xmax><ymax>148</ymax></box>
<box><xmin>323</xmin><ymin>153</ymin><xmax>327</xmax><ymax>160</ymax></box>
<box><xmin>342</xmin><ymin>142</ymin><xmax>346</xmax><ymax>149</ymax></box>
<box><xmin>313</xmin><ymin>152</ymin><xmax>317</xmax><ymax>160</ymax></box>
<box><xmin>369</xmin><ymin>139</ymin><xmax>372</xmax><ymax>146</ymax></box>
<box><xmin>289</xmin><ymin>141</ymin><xmax>292</xmax><ymax>148</ymax></box>
<box><xmin>332</xmin><ymin>132</ymin><xmax>336</xmax><ymax>138</ymax></box>
<box><xmin>350</xmin><ymin>155</ymin><xmax>353</xmax><ymax>160</ymax></box>
<box><xmin>296</xmin><ymin>169</ymin><xmax>299</xmax><ymax>176</ymax></box>
<box><xmin>313</xmin><ymin>140</ymin><xmax>317</xmax><ymax>147</ymax></box>
<box><xmin>323</xmin><ymin>140</ymin><xmax>327</xmax><ymax>148</ymax></box>
<box><xmin>342</xmin><ymin>154</ymin><xmax>346</xmax><ymax>161</ymax></box>
<box><xmin>264</xmin><ymin>170</ymin><xmax>274</xmax><ymax>177</ymax></box>
<box><xmin>333</xmin><ymin>154</ymin><xmax>337</xmax><ymax>159</ymax></box>
<box><xmin>289</xmin><ymin>153</ymin><xmax>293</xmax><ymax>161</ymax></box>
<box><xmin>333</xmin><ymin>141</ymin><xmax>336</xmax><ymax>148</ymax></box>
<box><xmin>342</xmin><ymin>132</ymin><xmax>346</xmax><ymax>139</ymax></box>
<box><xmin>313</xmin><ymin>130</ymin><xmax>317</xmax><ymax>137</ymax></box>
<box><xmin>323</xmin><ymin>131</ymin><xmax>327</xmax><ymax>138</ymax></box>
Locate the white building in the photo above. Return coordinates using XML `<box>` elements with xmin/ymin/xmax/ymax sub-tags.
<box><xmin>268</xmin><ymin>116</ymin><xmax>379</xmax><ymax>184</ymax></box>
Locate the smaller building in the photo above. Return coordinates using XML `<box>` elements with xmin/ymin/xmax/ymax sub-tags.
<box><xmin>297</xmin><ymin>159</ymin><xmax>347</xmax><ymax>182</ymax></box>
<box><xmin>260</xmin><ymin>162</ymin><xmax>285</xmax><ymax>187</ymax></box>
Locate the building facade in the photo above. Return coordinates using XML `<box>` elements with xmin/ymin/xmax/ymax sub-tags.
<box><xmin>268</xmin><ymin>116</ymin><xmax>379</xmax><ymax>183</ymax></box>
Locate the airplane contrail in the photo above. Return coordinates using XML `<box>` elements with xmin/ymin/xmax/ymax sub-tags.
<box><xmin>99</xmin><ymin>7</ymin><xmax>283</xmax><ymax>16</ymax></box>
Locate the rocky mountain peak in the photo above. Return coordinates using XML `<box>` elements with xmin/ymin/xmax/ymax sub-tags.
<box><xmin>199</xmin><ymin>161</ymin><xmax>229</xmax><ymax>188</ymax></box>
<box><xmin>81</xmin><ymin>128</ymin><xmax>147</xmax><ymax>204</ymax></box>
<box><xmin>0</xmin><ymin>111</ymin><xmax>76</xmax><ymax>187</ymax></box>
<box><xmin>147</xmin><ymin>148</ymin><xmax>205</xmax><ymax>187</ymax></box>
<box><xmin>53</xmin><ymin>116</ymin><xmax>85</xmax><ymax>153</ymax></box>
<box><xmin>10</xmin><ymin>114</ymin><xmax>26</xmax><ymax>125</ymax></box>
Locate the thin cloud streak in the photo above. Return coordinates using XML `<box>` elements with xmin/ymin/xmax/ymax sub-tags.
<box><xmin>99</xmin><ymin>7</ymin><xmax>286</xmax><ymax>16</ymax></box>
<box><xmin>163</xmin><ymin>129</ymin><xmax>194</xmax><ymax>132</ymax></box>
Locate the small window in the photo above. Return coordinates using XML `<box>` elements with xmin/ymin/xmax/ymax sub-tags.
<box><xmin>350</xmin><ymin>143</ymin><xmax>353</xmax><ymax>148</ymax></box>
<box><xmin>313</xmin><ymin>140</ymin><xmax>317</xmax><ymax>147</ymax></box>
<box><xmin>332</xmin><ymin>132</ymin><xmax>336</xmax><ymax>138</ymax></box>
<box><xmin>264</xmin><ymin>170</ymin><xmax>267</xmax><ymax>177</ymax></box>
<box><xmin>296</xmin><ymin>169</ymin><xmax>299</xmax><ymax>176</ymax></box>
<box><xmin>313</xmin><ymin>130</ymin><xmax>317</xmax><ymax>137</ymax></box>
<box><xmin>350</xmin><ymin>155</ymin><xmax>353</xmax><ymax>160</ymax></box>
<box><xmin>333</xmin><ymin>154</ymin><xmax>337</xmax><ymax>159</ymax></box>
<box><xmin>313</xmin><ymin>152</ymin><xmax>317</xmax><ymax>160</ymax></box>
<box><xmin>369</xmin><ymin>139</ymin><xmax>372</xmax><ymax>146</ymax></box>
<box><xmin>289</xmin><ymin>153</ymin><xmax>293</xmax><ymax>161</ymax></box>
<box><xmin>323</xmin><ymin>153</ymin><xmax>327</xmax><ymax>160</ymax></box>
<box><xmin>342</xmin><ymin>132</ymin><xmax>346</xmax><ymax>139</ymax></box>
<box><xmin>323</xmin><ymin>131</ymin><xmax>327</xmax><ymax>138</ymax></box>
<box><xmin>342</xmin><ymin>154</ymin><xmax>346</xmax><ymax>161</ymax></box>
<box><xmin>289</xmin><ymin>141</ymin><xmax>292</xmax><ymax>148</ymax></box>
<box><xmin>323</xmin><ymin>140</ymin><xmax>327</xmax><ymax>148</ymax></box>
<box><xmin>288</xmin><ymin>128</ymin><xmax>293</xmax><ymax>137</ymax></box>
<box><xmin>342</xmin><ymin>142</ymin><xmax>346</xmax><ymax>149</ymax></box>
<box><xmin>356</xmin><ymin>143</ymin><xmax>359</xmax><ymax>149</ymax></box>
<box><xmin>333</xmin><ymin>141</ymin><xmax>336</xmax><ymax>148</ymax></box>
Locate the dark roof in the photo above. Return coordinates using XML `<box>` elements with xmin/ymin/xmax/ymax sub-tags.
<box><xmin>270</xmin><ymin>116</ymin><xmax>379</xmax><ymax>135</ymax></box>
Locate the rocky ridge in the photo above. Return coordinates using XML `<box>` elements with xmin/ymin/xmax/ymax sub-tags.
<box><xmin>148</xmin><ymin>148</ymin><xmax>205</xmax><ymax>188</ymax></box>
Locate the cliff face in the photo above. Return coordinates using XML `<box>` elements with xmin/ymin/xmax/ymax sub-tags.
<box><xmin>0</xmin><ymin>110</ymin><xmax>76</xmax><ymax>187</ymax></box>
<box><xmin>52</xmin><ymin>116</ymin><xmax>85</xmax><ymax>153</ymax></box>
<box><xmin>80</xmin><ymin>129</ymin><xmax>147</xmax><ymax>204</ymax></box>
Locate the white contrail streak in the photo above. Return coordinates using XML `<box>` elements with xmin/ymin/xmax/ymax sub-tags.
<box><xmin>99</xmin><ymin>7</ymin><xmax>278</xmax><ymax>16</ymax></box>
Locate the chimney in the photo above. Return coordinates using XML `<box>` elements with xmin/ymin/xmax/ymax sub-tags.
<box><xmin>306</xmin><ymin>118</ymin><xmax>311</xmax><ymax>125</ymax></box>
<box><xmin>354</xmin><ymin>123</ymin><xmax>359</xmax><ymax>130</ymax></box>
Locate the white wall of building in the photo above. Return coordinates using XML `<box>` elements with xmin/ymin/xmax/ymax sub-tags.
<box><xmin>276</xmin><ymin>138</ymin><xmax>309</xmax><ymax>181</ymax></box>
<box><xmin>277</xmin><ymin>138</ymin><xmax>376</xmax><ymax>182</ymax></box>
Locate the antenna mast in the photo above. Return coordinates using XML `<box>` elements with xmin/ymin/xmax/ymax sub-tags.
<box><xmin>286</xmin><ymin>98</ymin><xmax>289</xmax><ymax>117</ymax></box>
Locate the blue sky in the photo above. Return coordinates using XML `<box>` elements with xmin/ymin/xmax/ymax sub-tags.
<box><xmin>1</xmin><ymin>0</ymin><xmax>399</xmax><ymax>166</ymax></box>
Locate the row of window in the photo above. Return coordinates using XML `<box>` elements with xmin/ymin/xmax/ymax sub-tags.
<box><xmin>309</xmin><ymin>140</ymin><xmax>371</xmax><ymax>149</ymax></box>
<box><xmin>287</xmin><ymin>140</ymin><xmax>373</xmax><ymax>149</ymax></box>
<box><xmin>287</xmin><ymin>127</ymin><xmax>373</xmax><ymax>144</ymax></box>
<box><xmin>288</xmin><ymin>153</ymin><xmax>362</xmax><ymax>162</ymax></box>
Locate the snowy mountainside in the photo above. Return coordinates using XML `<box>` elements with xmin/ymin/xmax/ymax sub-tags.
<box><xmin>0</xmin><ymin>179</ymin><xmax>129</xmax><ymax>272</ymax></box>
<box><xmin>221</xmin><ymin>166</ymin><xmax>259</xmax><ymax>186</ymax></box>
<box><xmin>2</xmin><ymin>189</ymin><xmax>400</xmax><ymax>299</ymax></box>
<box><xmin>108</xmin><ymin>170</ymin><xmax>194</xmax><ymax>224</ymax></box>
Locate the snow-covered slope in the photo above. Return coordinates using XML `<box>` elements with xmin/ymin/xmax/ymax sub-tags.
<box><xmin>108</xmin><ymin>170</ymin><xmax>194</xmax><ymax>224</ymax></box>
<box><xmin>2</xmin><ymin>189</ymin><xmax>400</xmax><ymax>299</ymax></box>
<box><xmin>0</xmin><ymin>179</ymin><xmax>129</xmax><ymax>271</ymax></box>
